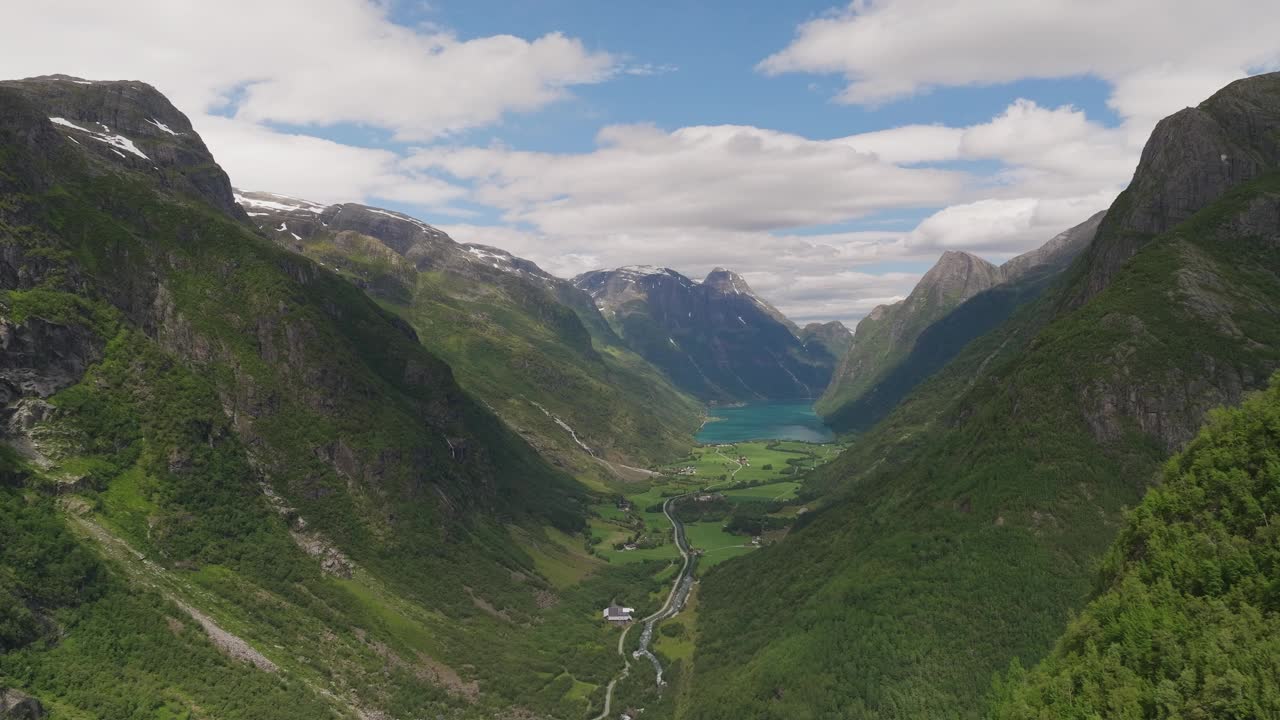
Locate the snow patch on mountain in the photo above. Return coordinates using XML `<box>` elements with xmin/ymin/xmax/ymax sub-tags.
<box><xmin>49</xmin><ymin>116</ymin><xmax>149</xmax><ymax>159</ymax></box>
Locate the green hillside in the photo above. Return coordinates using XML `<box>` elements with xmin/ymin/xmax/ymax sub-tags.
<box><xmin>240</xmin><ymin>201</ymin><xmax>703</xmax><ymax>484</ymax></box>
<box><xmin>680</xmin><ymin>74</ymin><xmax>1280</xmax><ymax>719</ymax></box>
<box><xmin>991</xmin><ymin>377</ymin><xmax>1280</xmax><ymax>719</ymax></box>
<box><xmin>0</xmin><ymin>76</ymin><xmax>650</xmax><ymax>719</ymax></box>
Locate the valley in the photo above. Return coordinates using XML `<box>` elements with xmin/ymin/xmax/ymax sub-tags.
<box><xmin>2</xmin><ymin>16</ymin><xmax>1280</xmax><ymax>720</ymax></box>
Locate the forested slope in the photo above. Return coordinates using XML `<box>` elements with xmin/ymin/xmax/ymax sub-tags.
<box><xmin>991</xmin><ymin>377</ymin><xmax>1280</xmax><ymax>719</ymax></box>
<box><xmin>682</xmin><ymin>72</ymin><xmax>1280</xmax><ymax>720</ymax></box>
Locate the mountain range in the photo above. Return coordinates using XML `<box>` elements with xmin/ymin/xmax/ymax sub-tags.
<box><xmin>573</xmin><ymin>265</ymin><xmax>845</xmax><ymax>402</ymax></box>
<box><xmin>816</xmin><ymin>211</ymin><xmax>1105</xmax><ymax>431</ymax></box>
<box><xmin>234</xmin><ymin>189</ymin><xmax>703</xmax><ymax>485</ymax></box>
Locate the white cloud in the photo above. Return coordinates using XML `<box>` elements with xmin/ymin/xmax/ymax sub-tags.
<box><xmin>761</xmin><ymin>0</ymin><xmax>1280</xmax><ymax>123</ymax></box>
<box><xmin>415</xmin><ymin>123</ymin><xmax>965</xmax><ymax>234</ymax></box>
<box><xmin>1</xmin><ymin>0</ymin><xmax>615</xmax><ymax>140</ymax></box>
<box><xmin>198</xmin><ymin>116</ymin><xmax>465</xmax><ymax>208</ymax></box>
<box><xmin>904</xmin><ymin>193</ymin><xmax>1115</xmax><ymax>253</ymax></box>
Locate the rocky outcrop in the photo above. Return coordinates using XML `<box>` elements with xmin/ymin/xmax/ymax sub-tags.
<box><xmin>0</xmin><ymin>75</ymin><xmax>245</xmax><ymax>220</ymax></box>
<box><xmin>0</xmin><ymin>316</ymin><xmax>102</xmax><ymax>406</ymax></box>
<box><xmin>0</xmin><ymin>689</ymin><xmax>44</xmax><ymax>719</ymax></box>
<box><xmin>1073</xmin><ymin>72</ymin><xmax>1280</xmax><ymax>304</ymax></box>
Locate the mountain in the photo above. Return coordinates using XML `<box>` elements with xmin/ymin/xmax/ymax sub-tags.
<box><xmin>798</xmin><ymin>320</ymin><xmax>853</xmax><ymax>362</ymax></box>
<box><xmin>572</xmin><ymin>265</ymin><xmax>835</xmax><ymax>402</ymax></box>
<box><xmin>236</xmin><ymin>190</ymin><xmax>702</xmax><ymax>483</ymax></box>
<box><xmin>990</xmin><ymin>377</ymin><xmax>1280</xmax><ymax>718</ymax></box>
<box><xmin>0</xmin><ymin>75</ymin><xmax>653</xmax><ymax>720</ymax></box>
<box><xmin>816</xmin><ymin>212</ymin><xmax>1104</xmax><ymax>431</ymax></box>
<box><xmin>683</xmin><ymin>73</ymin><xmax>1280</xmax><ymax>719</ymax></box>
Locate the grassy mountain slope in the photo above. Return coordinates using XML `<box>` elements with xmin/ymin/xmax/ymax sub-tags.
<box><xmin>681</xmin><ymin>74</ymin><xmax>1280</xmax><ymax>720</ymax></box>
<box><xmin>0</xmin><ymin>75</ymin><xmax>643</xmax><ymax>719</ymax></box>
<box><xmin>240</xmin><ymin>193</ymin><xmax>701</xmax><ymax>484</ymax></box>
<box><xmin>991</xmin><ymin>377</ymin><xmax>1280</xmax><ymax>719</ymax></box>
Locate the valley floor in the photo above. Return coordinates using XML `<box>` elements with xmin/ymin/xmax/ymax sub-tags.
<box><xmin>556</xmin><ymin>437</ymin><xmax>848</xmax><ymax>718</ymax></box>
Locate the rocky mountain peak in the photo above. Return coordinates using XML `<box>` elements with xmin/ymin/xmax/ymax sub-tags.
<box><xmin>914</xmin><ymin>250</ymin><xmax>1002</xmax><ymax>307</ymax></box>
<box><xmin>0</xmin><ymin>75</ymin><xmax>243</xmax><ymax>219</ymax></box>
<box><xmin>1073</xmin><ymin>71</ymin><xmax>1280</xmax><ymax>304</ymax></box>
<box><xmin>702</xmin><ymin>267</ymin><xmax>755</xmax><ymax>296</ymax></box>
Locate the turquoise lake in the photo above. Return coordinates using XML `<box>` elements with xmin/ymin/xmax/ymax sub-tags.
<box><xmin>695</xmin><ymin>402</ymin><xmax>835</xmax><ymax>444</ymax></box>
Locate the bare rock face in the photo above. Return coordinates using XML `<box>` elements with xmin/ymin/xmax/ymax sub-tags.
<box><xmin>1075</xmin><ymin>72</ymin><xmax>1280</xmax><ymax>304</ymax></box>
<box><xmin>0</xmin><ymin>75</ymin><xmax>245</xmax><ymax>221</ymax></box>
<box><xmin>0</xmin><ymin>317</ymin><xmax>102</xmax><ymax>405</ymax></box>
<box><xmin>572</xmin><ymin>266</ymin><xmax>832</xmax><ymax>401</ymax></box>
<box><xmin>0</xmin><ymin>689</ymin><xmax>44</xmax><ymax>719</ymax></box>
<box><xmin>1001</xmin><ymin>211</ymin><xmax>1106</xmax><ymax>282</ymax></box>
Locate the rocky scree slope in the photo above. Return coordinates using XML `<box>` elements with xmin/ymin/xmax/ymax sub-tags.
<box><xmin>684</xmin><ymin>72</ymin><xmax>1280</xmax><ymax>720</ymax></box>
<box><xmin>818</xmin><ymin>211</ymin><xmax>1104</xmax><ymax>431</ymax></box>
<box><xmin>573</xmin><ymin>265</ymin><xmax>835</xmax><ymax>402</ymax></box>
<box><xmin>0</xmin><ymin>75</ymin><xmax>619</xmax><ymax>720</ymax></box>
<box><xmin>237</xmin><ymin>190</ymin><xmax>702</xmax><ymax>481</ymax></box>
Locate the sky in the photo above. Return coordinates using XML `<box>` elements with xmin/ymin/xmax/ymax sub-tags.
<box><xmin>7</xmin><ymin>0</ymin><xmax>1280</xmax><ymax>326</ymax></box>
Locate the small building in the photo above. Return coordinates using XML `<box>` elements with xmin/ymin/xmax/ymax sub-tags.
<box><xmin>622</xmin><ymin>542</ymin><xmax>638</xmax><ymax>551</ymax></box>
<box><xmin>616</xmin><ymin>498</ymin><xmax>633</xmax><ymax>511</ymax></box>
<box><xmin>751</xmin><ymin>536</ymin><xmax>762</xmax><ymax>546</ymax></box>
<box><xmin>603</xmin><ymin>604</ymin><xmax>635</xmax><ymax>625</ymax></box>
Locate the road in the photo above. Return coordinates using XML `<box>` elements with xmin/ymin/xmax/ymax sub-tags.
<box><xmin>591</xmin><ymin>493</ymin><xmax>695</xmax><ymax>719</ymax></box>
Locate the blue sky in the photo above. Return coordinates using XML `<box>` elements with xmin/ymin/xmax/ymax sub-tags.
<box><xmin>11</xmin><ymin>0</ymin><xmax>1278</xmax><ymax>323</ymax></box>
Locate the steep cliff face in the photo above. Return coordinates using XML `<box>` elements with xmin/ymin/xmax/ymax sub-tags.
<box><xmin>573</xmin><ymin>265</ymin><xmax>833</xmax><ymax>402</ymax></box>
<box><xmin>817</xmin><ymin>213</ymin><xmax>1104</xmax><ymax>431</ymax></box>
<box><xmin>1072</xmin><ymin>74</ymin><xmax>1280</xmax><ymax>304</ymax></box>
<box><xmin>237</xmin><ymin>191</ymin><xmax>701</xmax><ymax>475</ymax></box>
<box><xmin>686</xmin><ymin>73</ymin><xmax>1280</xmax><ymax>720</ymax></box>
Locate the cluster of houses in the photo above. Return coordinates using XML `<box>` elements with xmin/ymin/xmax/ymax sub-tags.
<box><xmin>673</xmin><ymin>465</ymin><xmax>697</xmax><ymax>476</ymax></box>
<box><xmin>694</xmin><ymin>492</ymin><xmax>724</xmax><ymax>503</ymax></box>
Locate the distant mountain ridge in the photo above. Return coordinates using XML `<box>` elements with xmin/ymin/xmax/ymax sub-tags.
<box><xmin>816</xmin><ymin>211</ymin><xmax>1104</xmax><ymax>430</ymax></box>
<box><xmin>573</xmin><ymin>265</ymin><xmax>842</xmax><ymax>402</ymax></box>
<box><xmin>235</xmin><ymin>190</ymin><xmax>703</xmax><ymax>479</ymax></box>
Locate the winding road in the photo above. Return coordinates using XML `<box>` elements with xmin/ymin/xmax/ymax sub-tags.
<box><xmin>592</xmin><ymin>494</ymin><xmax>695</xmax><ymax>720</ymax></box>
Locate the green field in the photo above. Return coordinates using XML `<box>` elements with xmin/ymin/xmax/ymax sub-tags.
<box><xmin>684</xmin><ymin>522</ymin><xmax>754</xmax><ymax>568</ymax></box>
<box><xmin>722</xmin><ymin>481</ymin><xmax>801</xmax><ymax>503</ymax></box>
<box><xmin>659</xmin><ymin>440</ymin><xmax>845</xmax><ymax>487</ymax></box>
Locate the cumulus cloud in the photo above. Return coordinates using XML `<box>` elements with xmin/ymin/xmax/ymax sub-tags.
<box><xmin>415</xmin><ymin>123</ymin><xmax>965</xmax><ymax>234</ymax></box>
<box><xmin>760</xmin><ymin>0</ymin><xmax>1280</xmax><ymax>122</ymax></box>
<box><xmin>904</xmin><ymin>193</ymin><xmax>1115</xmax><ymax>253</ymax></box>
<box><xmin>198</xmin><ymin>116</ymin><xmax>466</xmax><ymax>209</ymax></box>
<box><xmin>1</xmin><ymin>0</ymin><xmax>615</xmax><ymax>140</ymax></box>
